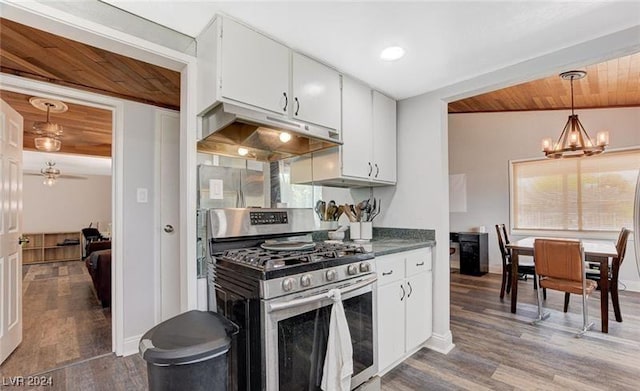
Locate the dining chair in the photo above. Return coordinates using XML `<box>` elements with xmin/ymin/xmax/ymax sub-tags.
<box><xmin>564</xmin><ymin>228</ymin><xmax>631</xmax><ymax>322</ymax></box>
<box><xmin>532</xmin><ymin>239</ymin><xmax>596</xmax><ymax>337</ymax></box>
<box><xmin>495</xmin><ymin>224</ymin><xmax>544</xmax><ymax>300</ymax></box>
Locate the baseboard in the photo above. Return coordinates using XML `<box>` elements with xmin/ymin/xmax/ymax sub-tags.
<box><xmin>424</xmin><ymin>330</ymin><xmax>455</xmax><ymax>354</ymax></box>
<box><xmin>621</xmin><ymin>279</ymin><xmax>640</xmax><ymax>293</ymax></box>
<box><xmin>122</xmin><ymin>334</ymin><xmax>143</xmax><ymax>357</ymax></box>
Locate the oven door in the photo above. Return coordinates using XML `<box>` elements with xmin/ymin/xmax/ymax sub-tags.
<box><xmin>262</xmin><ymin>274</ymin><xmax>378</xmax><ymax>391</ymax></box>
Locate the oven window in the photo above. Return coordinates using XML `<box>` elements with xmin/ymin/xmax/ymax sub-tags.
<box><xmin>277</xmin><ymin>292</ymin><xmax>374</xmax><ymax>390</ymax></box>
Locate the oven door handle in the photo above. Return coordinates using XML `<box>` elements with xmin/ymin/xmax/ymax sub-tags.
<box><xmin>268</xmin><ymin>275</ymin><xmax>377</xmax><ymax>313</ymax></box>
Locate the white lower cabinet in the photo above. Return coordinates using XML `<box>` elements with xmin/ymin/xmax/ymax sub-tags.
<box><xmin>377</xmin><ymin>247</ymin><xmax>433</xmax><ymax>373</ymax></box>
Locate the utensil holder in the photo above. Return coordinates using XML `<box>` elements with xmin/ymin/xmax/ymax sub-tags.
<box><xmin>360</xmin><ymin>222</ymin><xmax>372</xmax><ymax>240</ymax></box>
<box><xmin>350</xmin><ymin>222</ymin><xmax>361</xmax><ymax>240</ymax></box>
<box><xmin>320</xmin><ymin>221</ymin><xmax>339</xmax><ymax>230</ymax></box>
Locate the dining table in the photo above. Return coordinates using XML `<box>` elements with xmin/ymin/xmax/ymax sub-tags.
<box><xmin>506</xmin><ymin>237</ymin><xmax>618</xmax><ymax>333</ymax></box>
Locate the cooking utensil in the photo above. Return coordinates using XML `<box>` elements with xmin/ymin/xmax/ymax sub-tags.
<box><xmin>325</xmin><ymin>200</ymin><xmax>337</xmax><ymax>221</ymax></box>
<box><xmin>315</xmin><ymin>200</ymin><xmax>325</xmax><ymax>220</ymax></box>
<box><xmin>343</xmin><ymin>204</ymin><xmax>357</xmax><ymax>222</ymax></box>
<box><xmin>370</xmin><ymin>198</ymin><xmax>381</xmax><ymax>221</ymax></box>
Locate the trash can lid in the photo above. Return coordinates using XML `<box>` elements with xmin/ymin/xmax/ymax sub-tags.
<box><xmin>139</xmin><ymin>310</ymin><xmax>238</xmax><ymax>365</ymax></box>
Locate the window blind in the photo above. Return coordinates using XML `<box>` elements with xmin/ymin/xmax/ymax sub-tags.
<box><xmin>511</xmin><ymin>149</ymin><xmax>640</xmax><ymax>232</ymax></box>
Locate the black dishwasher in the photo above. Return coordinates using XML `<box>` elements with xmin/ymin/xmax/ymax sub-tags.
<box><xmin>457</xmin><ymin>232</ymin><xmax>488</xmax><ymax>276</ymax></box>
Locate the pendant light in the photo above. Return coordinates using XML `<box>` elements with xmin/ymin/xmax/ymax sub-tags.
<box><xmin>541</xmin><ymin>71</ymin><xmax>609</xmax><ymax>159</ymax></box>
<box><xmin>29</xmin><ymin>97</ymin><xmax>67</xmax><ymax>152</ymax></box>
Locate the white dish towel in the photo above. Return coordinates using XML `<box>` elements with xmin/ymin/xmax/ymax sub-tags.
<box><xmin>321</xmin><ymin>289</ymin><xmax>353</xmax><ymax>391</ymax></box>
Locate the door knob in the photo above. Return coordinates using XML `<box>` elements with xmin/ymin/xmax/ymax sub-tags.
<box><xmin>18</xmin><ymin>236</ymin><xmax>30</xmax><ymax>245</ymax></box>
<box><xmin>164</xmin><ymin>225</ymin><xmax>174</xmax><ymax>233</ymax></box>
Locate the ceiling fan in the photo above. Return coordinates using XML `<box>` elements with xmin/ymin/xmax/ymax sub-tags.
<box><xmin>24</xmin><ymin>161</ymin><xmax>87</xmax><ymax>186</ymax></box>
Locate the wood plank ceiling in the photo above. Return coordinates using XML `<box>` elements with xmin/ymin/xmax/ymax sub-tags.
<box><xmin>449</xmin><ymin>52</ymin><xmax>640</xmax><ymax>113</ymax></box>
<box><xmin>0</xmin><ymin>17</ymin><xmax>181</xmax><ymax>157</ymax></box>
<box><xmin>0</xmin><ymin>90</ymin><xmax>113</xmax><ymax>157</ymax></box>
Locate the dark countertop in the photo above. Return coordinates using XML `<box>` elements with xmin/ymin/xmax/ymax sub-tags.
<box><xmin>314</xmin><ymin>227</ymin><xmax>436</xmax><ymax>257</ymax></box>
<box><xmin>355</xmin><ymin>238</ymin><xmax>436</xmax><ymax>256</ymax></box>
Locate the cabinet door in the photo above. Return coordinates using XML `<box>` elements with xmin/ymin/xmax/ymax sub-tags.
<box><xmin>291</xmin><ymin>52</ymin><xmax>341</xmax><ymax>130</ymax></box>
<box><xmin>377</xmin><ymin>282</ymin><xmax>406</xmax><ymax>372</ymax></box>
<box><xmin>341</xmin><ymin>77</ymin><xmax>373</xmax><ymax>179</ymax></box>
<box><xmin>220</xmin><ymin>18</ymin><xmax>290</xmax><ymax>114</ymax></box>
<box><xmin>372</xmin><ymin>91</ymin><xmax>397</xmax><ymax>183</ymax></box>
<box><xmin>405</xmin><ymin>272</ymin><xmax>432</xmax><ymax>350</ymax></box>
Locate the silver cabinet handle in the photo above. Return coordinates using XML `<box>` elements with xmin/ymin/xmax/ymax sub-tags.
<box><xmin>294</xmin><ymin>97</ymin><xmax>300</xmax><ymax>116</ymax></box>
<box><xmin>283</xmin><ymin>92</ymin><xmax>288</xmax><ymax>111</ymax></box>
<box><xmin>416</xmin><ymin>261</ymin><xmax>425</xmax><ymax>267</ymax></box>
<box><xmin>375</xmin><ymin>164</ymin><xmax>379</xmax><ymax>178</ymax></box>
<box><xmin>382</xmin><ymin>270</ymin><xmax>393</xmax><ymax>276</ymax></box>
<box><xmin>164</xmin><ymin>225</ymin><xmax>174</xmax><ymax>233</ymax></box>
<box><xmin>400</xmin><ymin>284</ymin><xmax>406</xmax><ymax>301</ymax></box>
<box><xmin>407</xmin><ymin>281</ymin><xmax>413</xmax><ymax>298</ymax></box>
<box><xmin>368</xmin><ymin>162</ymin><xmax>372</xmax><ymax>176</ymax></box>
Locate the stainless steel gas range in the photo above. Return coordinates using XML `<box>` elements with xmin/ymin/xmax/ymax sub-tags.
<box><xmin>207</xmin><ymin>208</ymin><xmax>378</xmax><ymax>391</ymax></box>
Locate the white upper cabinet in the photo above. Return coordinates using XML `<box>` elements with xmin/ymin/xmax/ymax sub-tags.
<box><xmin>372</xmin><ymin>91</ymin><xmax>397</xmax><ymax>183</ymax></box>
<box><xmin>291</xmin><ymin>52</ymin><xmax>341</xmax><ymax>130</ymax></box>
<box><xmin>292</xmin><ymin>77</ymin><xmax>396</xmax><ymax>187</ymax></box>
<box><xmin>341</xmin><ymin>77</ymin><xmax>373</xmax><ymax>179</ymax></box>
<box><xmin>220</xmin><ymin>18</ymin><xmax>290</xmax><ymax>115</ymax></box>
<box><xmin>197</xmin><ymin>15</ymin><xmax>341</xmax><ymax>133</ymax></box>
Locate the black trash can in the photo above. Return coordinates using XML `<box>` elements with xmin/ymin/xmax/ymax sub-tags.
<box><xmin>139</xmin><ymin>310</ymin><xmax>238</xmax><ymax>391</ymax></box>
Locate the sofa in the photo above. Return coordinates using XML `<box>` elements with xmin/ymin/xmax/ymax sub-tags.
<box><xmin>84</xmin><ymin>241</ymin><xmax>112</xmax><ymax>308</ymax></box>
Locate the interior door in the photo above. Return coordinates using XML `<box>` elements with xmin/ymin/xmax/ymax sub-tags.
<box><xmin>0</xmin><ymin>98</ymin><xmax>23</xmax><ymax>364</ymax></box>
<box><xmin>158</xmin><ymin>110</ymin><xmax>180</xmax><ymax>321</ymax></box>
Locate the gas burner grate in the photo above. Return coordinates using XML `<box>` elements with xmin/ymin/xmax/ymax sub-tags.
<box><xmin>221</xmin><ymin>243</ymin><xmax>368</xmax><ymax>269</ymax></box>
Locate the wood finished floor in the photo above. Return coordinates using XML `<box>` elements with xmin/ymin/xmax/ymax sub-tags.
<box><xmin>382</xmin><ymin>271</ymin><xmax>640</xmax><ymax>390</ymax></box>
<box><xmin>0</xmin><ymin>261</ymin><xmax>112</xmax><ymax>379</ymax></box>
<box><xmin>4</xmin><ymin>271</ymin><xmax>639</xmax><ymax>390</ymax></box>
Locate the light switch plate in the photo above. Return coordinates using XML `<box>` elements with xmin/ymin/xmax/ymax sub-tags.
<box><xmin>137</xmin><ymin>188</ymin><xmax>148</xmax><ymax>203</ymax></box>
<box><xmin>209</xmin><ymin>179</ymin><xmax>223</xmax><ymax>200</ymax></box>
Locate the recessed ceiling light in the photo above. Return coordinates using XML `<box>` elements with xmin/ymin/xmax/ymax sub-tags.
<box><xmin>237</xmin><ymin>147</ymin><xmax>249</xmax><ymax>156</ymax></box>
<box><xmin>279</xmin><ymin>132</ymin><xmax>292</xmax><ymax>143</ymax></box>
<box><xmin>380</xmin><ymin>46</ymin><xmax>405</xmax><ymax>61</ymax></box>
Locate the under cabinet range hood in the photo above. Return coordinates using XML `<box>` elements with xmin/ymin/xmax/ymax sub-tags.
<box><xmin>197</xmin><ymin>102</ymin><xmax>341</xmax><ymax>162</ymax></box>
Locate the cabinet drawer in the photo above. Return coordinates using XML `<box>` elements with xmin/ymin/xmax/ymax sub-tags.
<box><xmin>405</xmin><ymin>247</ymin><xmax>432</xmax><ymax>276</ymax></box>
<box><xmin>376</xmin><ymin>255</ymin><xmax>404</xmax><ymax>285</ymax></box>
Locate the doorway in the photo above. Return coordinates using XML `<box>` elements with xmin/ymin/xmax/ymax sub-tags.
<box><xmin>0</xmin><ymin>88</ymin><xmax>116</xmax><ymax>376</ymax></box>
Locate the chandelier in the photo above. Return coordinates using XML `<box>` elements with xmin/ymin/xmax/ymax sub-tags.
<box><xmin>29</xmin><ymin>97</ymin><xmax>67</xmax><ymax>152</ymax></box>
<box><xmin>541</xmin><ymin>70</ymin><xmax>609</xmax><ymax>159</ymax></box>
<box><xmin>41</xmin><ymin>161</ymin><xmax>60</xmax><ymax>186</ymax></box>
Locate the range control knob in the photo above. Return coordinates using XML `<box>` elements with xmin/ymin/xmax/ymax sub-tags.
<box><xmin>347</xmin><ymin>264</ymin><xmax>359</xmax><ymax>275</ymax></box>
<box><xmin>325</xmin><ymin>269</ymin><xmax>337</xmax><ymax>281</ymax></box>
<box><xmin>282</xmin><ymin>278</ymin><xmax>295</xmax><ymax>292</ymax></box>
<box><xmin>300</xmin><ymin>274</ymin><xmax>312</xmax><ymax>287</ymax></box>
<box><xmin>359</xmin><ymin>262</ymin><xmax>371</xmax><ymax>273</ymax></box>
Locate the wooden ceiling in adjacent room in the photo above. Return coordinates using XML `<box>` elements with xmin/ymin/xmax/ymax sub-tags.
<box><xmin>0</xmin><ymin>18</ymin><xmax>181</xmax><ymax>110</ymax></box>
<box><xmin>0</xmin><ymin>90</ymin><xmax>113</xmax><ymax>157</ymax></box>
<box><xmin>449</xmin><ymin>52</ymin><xmax>640</xmax><ymax>113</ymax></box>
<box><xmin>0</xmin><ymin>17</ymin><xmax>182</xmax><ymax>157</ymax></box>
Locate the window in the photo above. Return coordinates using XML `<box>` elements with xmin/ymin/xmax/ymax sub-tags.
<box><xmin>511</xmin><ymin>149</ymin><xmax>640</xmax><ymax>233</ymax></box>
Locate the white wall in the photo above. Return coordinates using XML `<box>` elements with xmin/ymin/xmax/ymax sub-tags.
<box><xmin>23</xmin><ymin>174</ymin><xmax>111</xmax><ymax>233</ymax></box>
<box><xmin>449</xmin><ymin>107</ymin><xmax>640</xmax><ymax>289</ymax></box>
